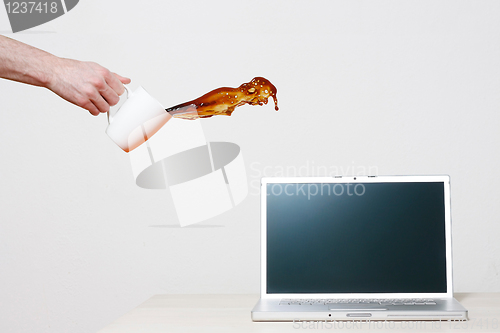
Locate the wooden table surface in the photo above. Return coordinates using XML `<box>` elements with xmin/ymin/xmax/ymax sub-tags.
<box><xmin>98</xmin><ymin>293</ymin><xmax>500</xmax><ymax>333</ymax></box>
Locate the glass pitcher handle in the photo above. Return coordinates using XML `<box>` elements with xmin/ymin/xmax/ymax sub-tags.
<box><xmin>107</xmin><ymin>85</ymin><xmax>131</xmax><ymax>124</ymax></box>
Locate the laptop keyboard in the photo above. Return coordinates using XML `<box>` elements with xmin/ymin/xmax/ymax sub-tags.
<box><xmin>279</xmin><ymin>298</ymin><xmax>436</xmax><ymax>306</ymax></box>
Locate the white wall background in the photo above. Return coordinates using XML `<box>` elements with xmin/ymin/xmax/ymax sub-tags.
<box><xmin>0</xmin><ymin>0</ymin><xmax>499</xmax><ymax>332</ymax></box>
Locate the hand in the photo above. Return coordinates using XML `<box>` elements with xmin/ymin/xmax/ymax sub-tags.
<box><xmin>47</xmin><ymin>58</ymin><xmax>131</xmax><ymax>116</ymax></box>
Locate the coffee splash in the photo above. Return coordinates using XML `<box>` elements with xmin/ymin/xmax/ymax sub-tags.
<box><xmin>165</xmin><ymin>77</ymin><xmax>278</xmax><ymax>120</ymax></box>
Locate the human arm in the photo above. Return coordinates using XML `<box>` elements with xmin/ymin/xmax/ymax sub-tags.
<box><xmin>0</xmin><ymin>34</ymin><xmax>131</xmax><ymax>116</ymax></box>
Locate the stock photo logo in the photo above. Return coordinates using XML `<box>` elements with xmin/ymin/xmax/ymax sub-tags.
<box><xmin>3</xmin><ymin>0</ymin><xmax>79</xmax><ymax>32</ymax></box>
<box><xmin>268</xmin><ymin>183</ymin><xmax>366</xmax><ymax>200</ymax></box>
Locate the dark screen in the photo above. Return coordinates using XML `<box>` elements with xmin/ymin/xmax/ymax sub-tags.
<box><xmin>266</xmin><ymin>182</ymin><xmax>447</xmax><ymax>293</ymax></box>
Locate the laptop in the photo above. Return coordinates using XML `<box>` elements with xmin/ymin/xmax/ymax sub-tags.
<box><xmin>252</xmin><ymin>176</ymin><xmax>468</xmax><ymax>321</ymax></box>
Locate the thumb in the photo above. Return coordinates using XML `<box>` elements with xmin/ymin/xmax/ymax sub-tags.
<box><xmin>113</xmin><ymin>73</ymin><xmax>131</xmax><ymax>84</ymax></box>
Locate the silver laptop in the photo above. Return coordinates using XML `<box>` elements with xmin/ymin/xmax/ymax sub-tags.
<box><xmin>252</xmin><ymin>176</ymin><xmax>468</xmax><ymax>321</ymax></box>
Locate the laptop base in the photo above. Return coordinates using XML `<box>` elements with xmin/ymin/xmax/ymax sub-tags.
<box><xmin>252</xmin><ymin>297</ymin><xmax>468</xmax><ymax>321</ymax></box>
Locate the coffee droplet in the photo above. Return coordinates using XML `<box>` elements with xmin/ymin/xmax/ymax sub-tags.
<box><xmin>166</xmin><ymin>77</ymin><xmax>279</xmax><ymax>119</ymax></box>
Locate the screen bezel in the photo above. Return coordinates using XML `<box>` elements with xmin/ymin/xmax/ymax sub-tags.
<box><xmin>260</xmin><ymin>175</ymin><xmax>453</xmax><ymax>299</ymax></box>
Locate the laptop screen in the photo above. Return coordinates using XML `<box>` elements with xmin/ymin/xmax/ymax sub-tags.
<box><xmin>266</xmin><ymin>181</ymin><xmax>448</xmax><ymax>294</ymax></box>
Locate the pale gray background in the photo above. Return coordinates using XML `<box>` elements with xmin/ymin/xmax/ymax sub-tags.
<box><xmin>0</xmin><ymin>1</ymin><xmax>499</xmax><ymax>332</ymax></box>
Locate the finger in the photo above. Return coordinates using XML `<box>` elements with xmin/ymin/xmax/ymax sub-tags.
<box><xmin>81</xmin><ymin>99</ymin><xmax>100</xmax><ymax>116</ymax></box>
<box><xmin>113</xmin><ymin>73</ymin><xmax>132</xmax><ymax>85</ymax></box>
<box><xmin>90</xmin><ymin>93</ymin><xmax>111</xmax><ymax>114</ymax></box>
<box><xmin>100</xmin><ymin>84</ymin><xmax>120</xmax><ymax>107</ymax></box>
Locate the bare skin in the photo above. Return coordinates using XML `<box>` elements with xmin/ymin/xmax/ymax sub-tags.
<box><xmin>0</xmin><ymin>35</ymin><xmax>131</xmax><ymax>116</ymax></box>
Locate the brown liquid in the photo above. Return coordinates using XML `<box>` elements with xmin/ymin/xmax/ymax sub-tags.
<box><xmin>165</xmin><ymin>77</ymin><xmax>278</xmax><ymax>120</ymax></box>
